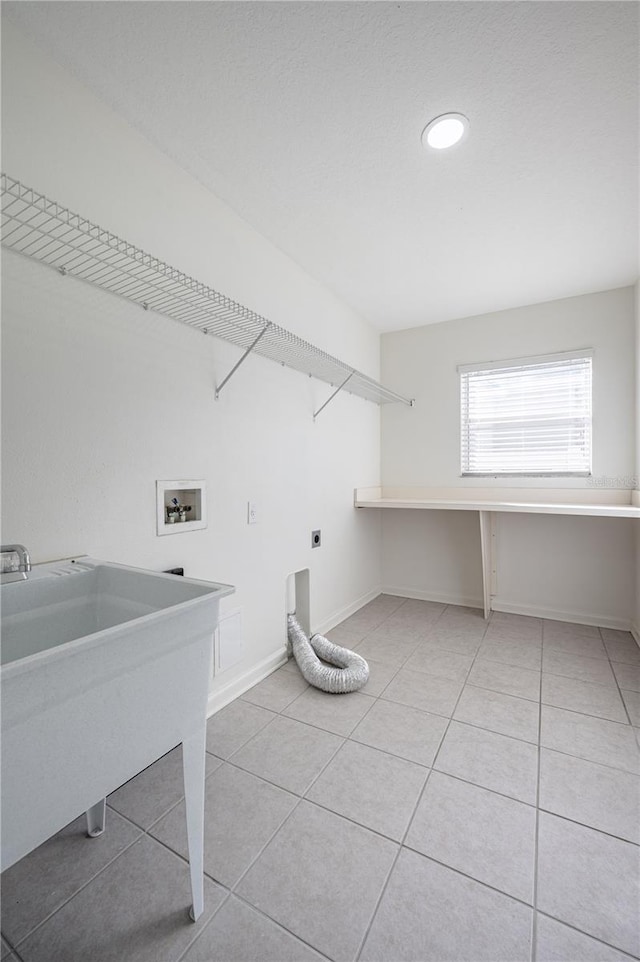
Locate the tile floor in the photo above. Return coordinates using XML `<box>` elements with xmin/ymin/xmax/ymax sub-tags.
<box><xmin>2</xmin><ymin>596</ymin><xmax>640</xmax><ymax>962</ymax></box>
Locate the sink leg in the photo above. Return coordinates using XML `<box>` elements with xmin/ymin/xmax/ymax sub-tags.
<box><xmin>85</xmin><ymin>798</ymin><xmax>106</xmax><ymax>837</ymax></box>
<box><xmin>182</xmin><ymin>727</ymin><xmax>206</xmax><ymax>922</ymax></box>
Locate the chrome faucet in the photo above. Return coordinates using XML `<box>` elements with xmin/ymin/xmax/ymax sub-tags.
<box><xmin>1</xmin><ymin>544</ymin><xmax>32</xmax><ymax>574</ymax></box>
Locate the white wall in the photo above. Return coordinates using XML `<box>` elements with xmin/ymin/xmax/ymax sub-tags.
<box><xmin>381</xmin><ymin>289</ymin><xmax>637</xmax><ymax>626</ymax></box>
<box><xmin>1</xmin><ymin>22</ymin><xmax>382</xmax><ymax>706</ymax></box>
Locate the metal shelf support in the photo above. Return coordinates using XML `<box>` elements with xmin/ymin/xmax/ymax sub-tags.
<box><xmin>215</xmin><ymin>322</ymin><xmax>271</xmax><ymax>399</ymax></box>
<box><xmin>313</xmin><ymin>371</ymin><xmax>355</xmax><ymax>421</ymax></box>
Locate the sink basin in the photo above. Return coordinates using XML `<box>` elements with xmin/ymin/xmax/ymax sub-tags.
<box><xmin>1</xmin><ymin>557</ymin><xmax>233</xmax><ymax>919</ymax></box>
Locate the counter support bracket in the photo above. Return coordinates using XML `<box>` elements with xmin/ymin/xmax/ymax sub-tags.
<box><xmin>479</xmin><ymin>510</ymin><xmax>497</xmax><ymax>620</ymax></box>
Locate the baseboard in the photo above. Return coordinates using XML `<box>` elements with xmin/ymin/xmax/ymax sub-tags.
<box><xmin>492</xmin><ymin>599</ymin><xmax>632</xmax><ymax>631</ymax></box>
<box><xmin>207</xmin><ymin>648</ymin><xmax>287</xmax><ymax>717</ymax></box>
<box><xmin>314</xmin><ymin>585</ymin><xmax>383</xmax><ymax>636</ymax></box>
<box><xmin>631</xmin><ymin>621</ymin><xmax>640</xmax><ymax>646</ymax></box>
<box><xmin>379</xmin><ymin>583</ymin><xmax>633</xmax><ymax>630</ymax></box>
<box><xmin>381</xmin><ymin>584</ymin><xmax>483</xmax><ymax>610</ymax></box>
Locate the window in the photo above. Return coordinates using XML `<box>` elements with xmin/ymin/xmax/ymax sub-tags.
<box><xmin>459</xmin><ymin>350</ymin><xmax>592</xmax><ymax>477</ymax></box>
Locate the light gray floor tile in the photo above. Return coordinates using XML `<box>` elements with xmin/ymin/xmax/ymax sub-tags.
<box><xmin>358</xmin><ymin>657</ymin><xmax>399</xmax><ymax>696</ymax></box>
<box><xmin>543</xmin><ymin>632</ymin><xmax>608</xmax><ymax>660</ymax></box>
<box><xmin>430</xmin><ymin>615</ymin><xmax>486</xmax><ymax>638</ymax></box>
<box><xmin>440</xmin><ymin>605</ymin><xmax>486</xmax><ymax>625</ymax></box>
<box><xmin>16</xmin><ymin>836</ymin><xmax>225</xmax><ymax>962</ymax></box>
<box><xmin>540</xmin><ymin>705</ymin><xmax>640</xmax><ymax>774</ymax></box>
<box><xmin>381</xmin><ymin>668</ymin><xmax>463</xmax><ymax>717</ymax></box>
<box><xmin>483</xmin><ymin>624</ymin><xmax>542</xmax><ymax>647</ymax></box>
<box><xmin>241</xmin><ymin>668</ymin><xmax>308</xmax><ymax>712</ymax></box>
<box><xmin>237</xmin><ymin>801</ymin><xmax>397</xmax><ymax>962</ymax></box>
<box><xmin>307</xmin><ymin>740</ymin><xmax>428</xmax><ymax>841</ymax></box>
<box><xmin>601</xmin><ymin>632</ymin><xmax>640</xmax><ymax>666</ymax></box>
<box><xmin>535</xmin><ymin>913</ymin><xmax>638</xmax><ymax>962</ymax></box>
<box><xmin>350</xmin><ymin>698</ymin><xmax>448</xmax><ymax>767</ymax></box>
<box><xmin>605</xmin><ymin>640</ymin><xmax>640</xmax><ymax>666</ymax></box>
<box><xmin>406</xmin><ymin>771</ymin><xmax>536</xmax><ymax>903</ymax></box>
<box><xmin>467</xmin><ymin>660</ymin><xmax>541</xmax><ymax>702</ymax></box>
<box><xmin>283</xmin><ymin>687</ymin><xmax>375</xmax><ymax>736</ymax></box>
<box><xmin>476</xmin><ymin>639</ymin><xmax>543</xmax><ymax>671</ymax></box>
<box><xmin>150</xmin><ymin>763</ymin><xmax>297</xmax><ymax>888</ymax></box>
<box><xmin>421</xmin><ymin>626</ymin><xmax>484</xmax><ymax>655</ymax></box>
<box><xmin>360</xmin><ymin>848</ymin><xmax>532</xmax><ymax>962</ymax></box>
<box><xmin>612</xmin><ymin>662</ymin><xmax>640</xmax><ymax>692</ymax></box>
<box><xmin>601</xmin><ymin>628</ymin><xmax>636</xmax><ymax>643</ymax></box>
<box><xmin>1</xmin><ymin>938</ymin><xmax>11</xmax><ymax>960</ymax></box>
<box><xmin>403</xmin><ymin>645</ymin><xmax>473</xmax><ymax>683</ymax></box>
<box><xmin>621</xmin><ymin>689</ymin><xmax>640</xmax><ymax>725</ymax></box>
<box><xmin>544</xmin><ymin>620</ymin><xmax>601</xmax><ymax>640</ymax></box>
<box><xmin>205</xmin><ymin>700</ymin><xmax>277</xmax><ymax>758</ymax></box>
<box><xmin>1</xmin><ymin>810</ymin><xmax>141</xmax><ymax>946</ymax></box>
<box><xmin>354</xmin><ymin>632</ymin><xmax>419</xmax><ymax>667</ymax></box>
<box><xmin>108</xmin><ymin>747</ymin><xmax>220</xmax><ymax>830</ymax></box>
<box><xmin>324</xmin><ymin>623</ymin><xmax>368</xmax><ymax>645</ymax></box>
<box><xmin>338</xmin><ymin>608</ymin><xmax>391</xmax><ymax>635</ymax></box>
<box><xmin>542</xmin><ymin>674</ymin><xmax>627</xmax><ymax>723</ymax></box>
<box><xmin>539</xmin><ymin>748</ymin><xmax>640</xmax><ymax>843</ymax></box>
<box><xmin>383</xmin><ymin>599</ymin><xmax>445</xmax><ymax>630</ymax></box>
<box><xmin>435</xmin><ymin>720</ymin><xmax>539</xmax><ymax>804</ymax></box>
<box><xmin>180</xmin><ymin>896</ymin><xmax>326</xmax><ymax>962</ymax></box>
<box><xmin>230</xmin><ymin>714</ymin><xmax>343</xmax><ymax>794</ymax></box>
<box><xmin>490</xmin><ymin>611</ymin><xmax>542</xmax><ymax>632</ymax></box>
<box><xmin>542</xmin><ymin>648</ymin><xmax>617</xmax><ymax>687</ymax></box>
<box><xmin>454</xmin><ymin>686</ymin><xmax>539</xmax><ymax>743</ymax></box>
<box><xmin>537</xmin><ymin>812</ymin><xmax>640</xmax><ymax>957</ymax></box>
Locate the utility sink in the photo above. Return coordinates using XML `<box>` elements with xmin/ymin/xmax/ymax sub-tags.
<box><xmin>1</xmin><ymin>558</ymin><xmax>233</xmax><ymax>921</ymax></box>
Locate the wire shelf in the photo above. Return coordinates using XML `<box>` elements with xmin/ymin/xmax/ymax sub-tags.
<box><xmin>1</xmin><ymin>174</ymin><xmax>413</xmax><ymax>411</ymax></box>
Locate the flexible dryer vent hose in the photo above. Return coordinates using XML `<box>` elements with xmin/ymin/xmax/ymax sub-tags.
<box><xmin>287</xmin><ymin>613</ymin><xmax>369</xmax><ymax>693</ymax></box>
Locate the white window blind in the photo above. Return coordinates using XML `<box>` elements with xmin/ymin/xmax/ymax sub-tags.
<box><xmin>459</xmin><ymin>351</ymin><xmax>592</xmax><ymax>476</ymax></box>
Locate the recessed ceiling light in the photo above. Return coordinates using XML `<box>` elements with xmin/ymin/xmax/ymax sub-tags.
<box><xmin>422</xmin><ymin>113</ymin><xmax>469</xmax><ymax>150</ymax></box>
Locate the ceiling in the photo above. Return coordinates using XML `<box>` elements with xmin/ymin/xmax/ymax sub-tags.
<box><xmin>4</xmin><ymin>1</ymin><xmax>639</xmax><ymax>332</ymax></box>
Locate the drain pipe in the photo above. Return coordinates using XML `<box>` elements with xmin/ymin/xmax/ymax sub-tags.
<box><xmin>287</xmin><ymin>614</ymin><xmax>369</xmax><ymax>694</ymax></box>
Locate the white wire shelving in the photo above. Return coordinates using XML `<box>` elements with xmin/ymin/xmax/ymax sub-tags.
<box><xmin>1</xmin><ymin>174</ymin><xmax>414</xmax><ymax>418</ymax></box>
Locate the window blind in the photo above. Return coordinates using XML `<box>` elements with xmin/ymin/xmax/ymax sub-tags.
<box><xmin>459</xmin><ymin>351</ymin><xmax>592</xmax><ymax>476</ymax></box>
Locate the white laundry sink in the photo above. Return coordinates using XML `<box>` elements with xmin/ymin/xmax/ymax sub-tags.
<box><xmin>1</xmin><ymin>558</ymin><xmax>233</xmax><ymax>920</ymax></box>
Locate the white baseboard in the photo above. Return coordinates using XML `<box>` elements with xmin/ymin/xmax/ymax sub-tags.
<box><xmin>314</xmin><ymin>586</ymin><xmax>383</xmax><ymax>636</ymax></box>
<box><xmin>381</xmin><ymin>584</ymin><xmax>483</xmax><ymax>610</ymax></box>
<box><xmin>492</xmin><ymin>599</ymin><xmax>631</xmax><ymax>631</ymax></box>
<box><xmin>207</xmin><ymin>648</ymin><xmax>287</xmax><ymax>717</ymax></box>
<box><xmin>380</xmin><ymin>582</ymin><xmax>634</xmax><ymax>631</ymax></box>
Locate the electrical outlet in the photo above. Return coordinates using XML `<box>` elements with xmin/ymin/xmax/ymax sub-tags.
<box><xmin>247</xmin><ymin>502</ymin><xmax>257</xmax><ymax>524</ymax></box>
<box><xmin>311</xmin><ymin>529</ymin><xmax>321</xmax><ymax>548</ymax></box>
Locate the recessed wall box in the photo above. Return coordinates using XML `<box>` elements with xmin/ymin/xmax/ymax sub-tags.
<box><xmin>156</xmin><ymin>480</ymin><xmax>207</xmax><ymax>536</ymax></box>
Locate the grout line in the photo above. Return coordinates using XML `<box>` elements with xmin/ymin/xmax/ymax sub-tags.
<box><xmin>535</xmin><ymin>806</ymin><xmax>640</xmax><ymax>848</ymax></box>
<box><xmin>601</xmin><ymin>626</ymin><xmax>635</xmax><ymax>727</ymax></box>
<box><xmin>535</xmin><ymin>908</ymin><xmax>640</xmax><ymax>960</ymax></box>
<box><xmin>399</xmin><ymin>846</ymin><xmax>536</xmax><ymax>910</ymax></box>
<box><xmin>10</xmin><ymin>829</ymin><xmax>144</xmax><ymax>951</ymax></box>
<box><xmin>530</xmin><ymin>620</ymin><xmax>545</xmax><ymax>962</ymax></box>
<box><xmin>172</xmin><ymin>890</ymin><xmax>234</xmax><ymax>962</ymax></box>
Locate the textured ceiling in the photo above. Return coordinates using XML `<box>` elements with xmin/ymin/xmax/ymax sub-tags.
<box><xmin>4</xmin><ymin>1</ymin><xmax>639</xmax><ymax>331</ymax></box>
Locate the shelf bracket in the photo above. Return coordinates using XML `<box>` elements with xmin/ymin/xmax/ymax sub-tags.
<box><xmin>215</xmin><ymin>322</ymin><xmax>271</xmax><ymax>399</ymax></box>
<box><xmin>313</xmin><ymin>371</ymin><xmax>355</xmax><ymax>421</ymax></box>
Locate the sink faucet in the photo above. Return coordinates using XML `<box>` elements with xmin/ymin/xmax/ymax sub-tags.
<box><xmin>1</xmin><ymin>544</ymin><xmax>32</xmax><ymax>574</ymax></box>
